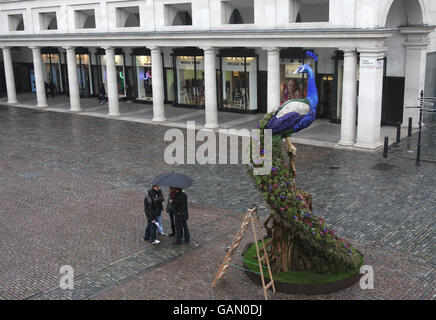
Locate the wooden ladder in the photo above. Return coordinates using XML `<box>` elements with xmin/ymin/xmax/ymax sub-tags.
<box><xmin>211</xmin><ymin>206</ymin><xmax>276</xmax><ymax>300</ymax></box>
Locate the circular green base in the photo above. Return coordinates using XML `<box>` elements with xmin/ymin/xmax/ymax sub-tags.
<box><xmin>242</xmin><ymin>242</ymin><xmax>364</xmax><ymax>295</ymax></box>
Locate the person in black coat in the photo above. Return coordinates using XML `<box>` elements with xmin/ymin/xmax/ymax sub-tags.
<box><xmin>170</xmin><ymin>188</ymin><xmax>190</xmax><ymax>245</ymax></box>
<box><xmin>166</xmin><ymin>187</ymin><xmax>177</xmax><ymax>237</ymax></box>
<box><xmin>149</xmin><ymin>185</ymin><xmax>165</xmax><ymax>235</ymax></box>
<box><xmin>98</xmin><ymin>83</ymin><xmax>107</xmax><ymax>104</ymax></box>
<box><xmin>144</xmin><ymin>189</ymin><xmax>160</xmax><ymax>244</ymax></box>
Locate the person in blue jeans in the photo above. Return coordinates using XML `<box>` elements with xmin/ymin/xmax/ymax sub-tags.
<box><xmin>149</xmin><ymin>185</ymin><xmax>165</xmax><ymax>235</ymax></box>
<box><xmin>144</xmin><ymin>189</ymin><xmax>159</xmax><ymax>244</ymax></box>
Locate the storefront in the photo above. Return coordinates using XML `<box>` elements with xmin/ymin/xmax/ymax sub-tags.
<box><xmin>219</xmin><ymin>48</ymin><xmax>258</xmax><ymax>113</ymax></box>
<box><xmin>41</xmin><ymin>47</ymin><xmax>63</xmax><ymax>94</ymax></box>
<box><xmin>131</xmin><ymin>48</ymin><xmax>152</xmax><ymax>103</ymax></box>
<box><xmin>172</xmin><ymin>48</ymin><xmax>205</xmax><ymax>108</ymax></box>
<box><xmin>96</xmin><ymin>48</ymin><xmax>127</xmax><ymax>99</ymax></box>
<box><xmin>279</xmin><ymin>48</ymin><xmax>317</xmax><ymax>105</ymax></box>
<box><xmin>74</xmin><ymin>47</ymin><xmax>93</xmax><ymax>98</ymax></box>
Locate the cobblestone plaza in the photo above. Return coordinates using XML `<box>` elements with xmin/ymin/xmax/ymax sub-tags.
<box><xmin>0</xmin><ymin>103</ymin><xmax>434</xmax><ymax>300</ymax></box>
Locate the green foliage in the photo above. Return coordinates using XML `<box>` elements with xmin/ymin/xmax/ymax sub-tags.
<box><xmin>243</xmin><ymin>241</ymin><xmax>364</xmax><ymax>284</ymax></box>
<box><xmin>248</xmin><ymin>112</ymin><xmax>362</xmax><ymax>274</ymax></box>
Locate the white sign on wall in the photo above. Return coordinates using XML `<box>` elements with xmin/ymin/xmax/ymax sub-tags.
<box><xmin>361</xmin><ymin>57</ymin><xmax>384</xmax><ymax>69</ymax></box>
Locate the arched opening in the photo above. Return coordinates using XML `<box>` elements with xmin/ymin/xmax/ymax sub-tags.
<box><xmin>47</xmin><ymin>17</ymin><xmax>57</xmax><ymax>30</ymax></box>
<box><xmin>221</xmin><ymin>0</ymin><xmax>254</xmax><ymax>25</ymax></box>
<box><xmin>229</xmin><ymin>9</ymin><xmax>244</xmax><ymax>24</ymax></box>
<box><xmin>383</xmin><ymin>0</ymin><xmax>424</xmax><ymax>26</ymax></box>
<box><xmin>124</xmin><ymin>13</ymin><xmax>140</xmax><ymax>27</ymax></box>
<box><xmin>83</xmin><ymin>15</ymin><xmax>96</xmax><ymax>29</ymax></box>
<box><xmin>382</xmin><ymin>0</ymin><xmax>425</xmax><ymax>125</ymax></box>
<box><xmin>172</xmin><ymin>11</ymin><xmax>192</xmax><ymax>26</ymax></box>
<box><xmin>291</xmin><ymin>0</ymin><xmax>329</xmax><ymax>23</ymax></box>
<box><xmin>16</xmin><ymin>19</ymin><xmax>24</xmax><ymax>31</ymax></box>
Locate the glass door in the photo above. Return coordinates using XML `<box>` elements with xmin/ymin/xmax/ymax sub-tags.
<box><xmin>135</xmin><ymin>55</ymin><xmax>152</xmax><ymax>101</ymax></box>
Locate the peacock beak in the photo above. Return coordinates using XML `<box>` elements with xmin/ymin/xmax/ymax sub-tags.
<box><xmin>293</xmin><ymin>70</ymin><xmax>299</xmax><ymax>75</ymax></box>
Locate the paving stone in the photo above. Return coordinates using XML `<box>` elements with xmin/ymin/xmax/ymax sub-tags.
<box><xmin>0</xmin><ymin>103</ymin><xmax>434</xmax><ymax>300</ymax></box>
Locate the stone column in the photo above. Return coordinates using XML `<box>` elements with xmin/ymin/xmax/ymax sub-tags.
<box><xmin>355</xmin><ymin>48</ymin><xmax>386</xmax><ymax>150</ymax></box>
<box><xmin>1</xmin><ymin>47</ymin><xmax>17</xmax><ymax>104</ymax></box>
<box><xmin>400</xmin><ymin>27</ymin><xmax>432</xmax><ymax>128</ymax></box>
<box><xmin>103</xmin><ymin>47</ymin><xmax>120</xmax><ymax>117</ymax></box>
<box><xmin>266</xmin><ymin>47</ymin><xmax>280</xmax><ymax>113</ymax></box>
<box><xmin>30</xmin><ymin>47</ymin><xmax>47</xmax><ymax>108</ymax></box>
<box><xmin>150</xmin><ymin>47</ymin><xmax>166</xmax><ymax>122</ymax></box>
<box><xmin>338</xmin><ymin>49</ymin><xmax>358</xmax><ymax>146</ymax></box>
<box><xmin>64</xmin><ymin>47</ymin><xmax>81</xmax><ymax>112</ymax></box>
<box><xmin>202</xmin><ymin>47</ymin><xmax>218</xmax><ymax>129</ymax></box>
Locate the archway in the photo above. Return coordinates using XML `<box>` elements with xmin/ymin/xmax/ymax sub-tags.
<box><xmin>382</xmin><ymin>0</ymin><xmax>425</xmax><ymax>27</ymax></box>
<box><xmin>172</xmin><ymin>11</ymin><xmax>192</xmax><ymax>26</ymax></box>
<box><xmin>229</xmin><ymin>9</ymin><xmax>244</xmax><ymax>24</ymax></box>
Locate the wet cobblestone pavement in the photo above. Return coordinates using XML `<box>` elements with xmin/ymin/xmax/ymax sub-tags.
<box><xmin>0</xmin><ymin>104</ymin><xmax>434</xmax><ymax>300</ymax></box>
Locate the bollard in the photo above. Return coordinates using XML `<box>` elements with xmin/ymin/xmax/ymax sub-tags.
<box><xmin>396</xmin><ymin>122</ymin><xmax>401</xmax><ymax>144</ymax></box>
<box><xmin>408</xmin><ymin>117</ymin><xmax>412</xmax><ymax>137</ymax></box>
<box><xmin>383</xmin><ymin>136</ymin><xmax>389</xmax><ymax>158</ymax></box>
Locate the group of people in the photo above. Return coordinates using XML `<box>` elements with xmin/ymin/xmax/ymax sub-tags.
<box><xmin>144</xmin><ymin>185</ymin><xmax>190</xmax><ymax>245</ymax></box>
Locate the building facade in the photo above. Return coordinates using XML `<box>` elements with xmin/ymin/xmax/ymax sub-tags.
<box><xmin>0</xmin><ymin>0</ymin><xmax>435</xmax><ymax>149</ymax></box>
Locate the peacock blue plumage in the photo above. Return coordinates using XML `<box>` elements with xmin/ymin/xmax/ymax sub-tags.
<box><xmin>266</xmin><ymin>64</ymin><xmax>318</xmax><ymax>137</ymax></box>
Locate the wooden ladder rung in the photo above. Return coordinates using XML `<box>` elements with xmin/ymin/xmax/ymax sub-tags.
<box><xmin>265</xmin><ymin>281</ymin><xmax>274</xmax><ymax>290</ymax></box>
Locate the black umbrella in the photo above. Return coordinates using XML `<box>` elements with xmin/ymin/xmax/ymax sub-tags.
<box><xmin>151</xmin><ymin>173</ymin><xmax>193</xmax><ymax>189</ymax></box>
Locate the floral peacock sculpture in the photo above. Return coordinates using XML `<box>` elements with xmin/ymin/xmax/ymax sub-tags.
<box><xmin>249</xmin><ymin>52</ymin><xmax>362</xmax><ymax>275</ymax></box>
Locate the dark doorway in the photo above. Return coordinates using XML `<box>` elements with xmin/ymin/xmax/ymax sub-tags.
<box><xmin>316</xmin><ymin>74</ymin><xmax>333</xmax><ymax>119</ymax></box>
<box><xmin>382</xmin><ymin>76</ymin><xmax>405</xmax><ymax>125</ymax></box>
<box><xmin>257</xmin><ymin>71</ymin><xmax>267</xmax><ymax>113</ymax></box>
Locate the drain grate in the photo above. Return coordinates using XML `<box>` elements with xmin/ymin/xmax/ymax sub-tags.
<box><xmin>371</xmin><ymin>163</ymin><xmax>395</xmax><ymax>171</ymax></box>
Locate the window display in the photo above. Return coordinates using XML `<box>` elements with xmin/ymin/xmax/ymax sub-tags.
<box><xmin>42</xmin><ymin>53</ymin><xmax>63</xmax><ymax>94</ymax></box>
<box><xmin>135</xmin><ymin>55</ymin><xmax>152</xmax><ymax>101</ymax></box>
<box><xmin>279</xmin><ymin>57</ymin><xmax>316</xmax><ymax>104</ymax></box>
<box><xmin>221</xmin><ymin>56</ymin><xmax>257</xmax><ymax>111</ymax></box>
<box><xmin>99</xmin><ymin>54</ymin><xmax>126</xmax><ymax>98</ymax></box>
<box><xmin>76</xmin><ymin>53</ymin><xmax>93</xmax><ymax>97</ymax></box>
<box><xmin>175</xmin><ymin>56</ymin><xmax>204</xmax><ymax>106</ymax></box>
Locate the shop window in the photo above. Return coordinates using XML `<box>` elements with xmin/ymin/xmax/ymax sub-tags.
<box><xmin>290</xmin><ymin>0</ymin><xmax>329</xmax><ymax>23</ymax></box>
<box><xmin>222</xmin><ymin>0</ymin><xmax>254</xmax><ymax>24</ymax></box>
<box><xmin>221</xmin><ymin>56</ymin><xmax>257</xmax><ymax>111</ymax></box>
<box><xmin>39</xmin><ymin>12</ymin><xmax>58</xmax><ymax>30</ymax></box>
<box><xmin>98</xmin><ymin>52</ymin><xmax>126</xmax><ymax>98</ymax></box>
<box><xmin>76</xmin><ymin>53</ymin><xmax>93</xmax><ymax>97</ymax></box>
<box><xmin>175</xmin><ymin>56</ymin><xmax>204</xmax><ymax>105</ymax></box>
<box><xmin>279</xmin><ymin>50</ymin><xmax>317</xmax><ymax>105</ymax></box>
<box><xmin>75</xmin><ymin>9</ymin><xmax>96</xmax><ymax>29</ymax></box>
<box><xmin>164</xmin><ymin>3</ymin><xmax>192</xmax><ymax>26</ymax></box>
<box><xmin>42</xmin><ymin>52</ymin><xmax>63</xmax><ymax>94</ymax></box>
<box><xmin>116</xmin><ymin>6</ymin><xmax>140</xmax><ymax>28</ymax></box>
<box><xmin>8</xmin><ymin>14</ymin><xmax>24</xmax><ymax>31</ymax></box>
<box><xmin>134</xmin><ymin>55</ymin><xmax>153</xmax><ymax>101</ymax></box>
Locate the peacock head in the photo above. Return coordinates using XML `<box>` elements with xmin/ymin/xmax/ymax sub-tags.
<box><xmin>293</xmin><ymin>64</ymin><xmax>313</xmax><ymax>75</ymax></box>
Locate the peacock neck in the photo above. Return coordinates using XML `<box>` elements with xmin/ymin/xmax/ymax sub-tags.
<box><xmin>306</xmin><ymin>67</ymin><xmax>318</xmax><ymax>110</ymax></box>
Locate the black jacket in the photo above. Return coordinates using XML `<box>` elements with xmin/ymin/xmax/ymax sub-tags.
<box><xmin>171</xmin><ymin>191</ymin><xmax>188</xmax><ymax>220</ymax></box>
<box><xmin>149</xmin><ymin>188</ymin><xmax>164</xmax><ymax>210</ymax></box>
<box><xmin>144</xmin><ymin>190</ymin><xmax>157</xmax><ymax>220</ymax></box>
